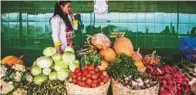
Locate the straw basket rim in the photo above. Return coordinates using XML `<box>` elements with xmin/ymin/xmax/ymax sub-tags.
<box><xmin>66</xmin><ymin>79</ymin><xmax>111</xmax><ymax>89</ymax></box>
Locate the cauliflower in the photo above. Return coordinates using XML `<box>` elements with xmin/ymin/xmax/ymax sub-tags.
<box><xmin>13</xmin><ymin>88</ymin><xmax>27</xmax><ymax>95</ymax></box>
<box><xmin>12</xmin><ymin>64</ymin><xmax>26</xmax><ymax>72</ymax></box>
<box><xmin>0</xmin><ymin>65</ymin><xmax>7</xmax><ymax>78</ymax></box>
<box><xmin>25</xmin><ymin>74</ymin><xmax>33</xmax><ymax>83</ymax></box>
<box><xmin>1</xmin><ymin>81</ymin><xmax>14</xmax><ymax>94</ymax></box>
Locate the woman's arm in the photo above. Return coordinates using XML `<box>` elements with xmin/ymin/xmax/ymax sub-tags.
<box><xmin>51</xmin><ymin>16</ymin><xmax>63</xmax><ymax>53</ymax></box>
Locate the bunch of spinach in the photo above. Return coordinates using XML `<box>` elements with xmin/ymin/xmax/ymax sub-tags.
<box><xmin>80</xmin><ymin>51</ymin><xmax>102</xmax><ymax>67</ymax></box>
<box><xmin>107</xmin><ymin>53</ymin><xmax>139</xmax><ymax>80</ymax></box>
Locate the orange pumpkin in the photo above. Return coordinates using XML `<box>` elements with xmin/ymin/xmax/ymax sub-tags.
<box><xmin>97</xmin><ymin>60</ymin><xmax>109</xmax><ymax>71</ymax></box>
<box><xmin>1</xmin><ymin>55</ymin><xmax>24</xmax><ymax>66</ymax></box>
<box><xmin>132</xmin><ymin>48</ymin><xmax>145</xmax><ymax>72</ymax></box>
<box><xmin>100</xmin><ymin>45</ymin><xmax>116</xmax><ymax>63</ymax></box>
<box><xmin>113</xmin><ymin>35</ymin><xmax>134</xmax><ymax>56</ymax></box>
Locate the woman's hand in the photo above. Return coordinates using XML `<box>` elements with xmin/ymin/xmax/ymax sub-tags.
<box><xmin>56</xmin><ymin>46</ymin><xmax>63</xmax><ymax>54</ymax></box>
<box><xmin>69</xmin><ymin>11</ymin><xmax>75</xmax><ymax>20</ymax></box>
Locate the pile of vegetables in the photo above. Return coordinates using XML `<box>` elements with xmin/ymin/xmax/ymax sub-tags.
<box><xmin>0</xmin><ymin>63</ymin><xmax>32</xmax><ymax>95</ymax></box>
<box><xmin>27</xmin><ymin>80</ymin><xmax>66</xmax><ymax>95</ymax></box>
<box><xmin>143</xmin><ymin>51</ymin><xmax>161</xmax><ymax>65</ymax></box>
<box><xmin>30</xmin><ymin>46</ymin><xmax>79</xmax><ymax>85</ymax></box>
<box><xmin>177</xmin><ymin>60</ymin><xmax>196</xmax><ymax>94</ymax></box>
<box><xmin>87</xmin><ymin>33</ymin><xmax>111</xmax><ymax>50</ymax></box>
<box><xmin>145</xmin><ymin>64</ymin><xmax>190</xmax><ymax>95</ymax></box>
<box><xmin>80</xmin><ymin>51</ymin><xmax>102</xmax><ymax>67</ymax></box>
<box><xmin>1</xmin><ymin>55</ymin><xmax>24</xmax><ymax>66</ymax></box>
<box><xmin>107</xmin><ymin>54</ymin><xmax>139</xmax><ymax>80</ymax></box>
<box><xmin>108</xmin><ymin>53</ymin><xmax>157</xmax><ymax>89</ymax></box>
<box><xmin>113</xmin><ymin>34</ymin><xmax>134</xmax><ymax>56</ymax></box>
<box><xmin>69</xmin><ymin>65</ymin><xmax>110</xmax><ymax>88</ymax></box>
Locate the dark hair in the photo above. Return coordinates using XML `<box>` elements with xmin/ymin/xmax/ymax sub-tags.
<box><xmin>50</xmin><ymin>1</ymin><xmax>73</xmax><ymax>30</ymax></box>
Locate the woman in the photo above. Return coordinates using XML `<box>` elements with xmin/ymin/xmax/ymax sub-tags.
<box><xmin>50</xmin><ymin>1</ymin><xmax>76</xmax><ymax>54</ymax></box>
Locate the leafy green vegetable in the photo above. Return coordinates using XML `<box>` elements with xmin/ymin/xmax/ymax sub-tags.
<box><xmin>80</xmin><ymin>51</ymin><xmax>102</xmax><ymax>67</ymax></box>
<box><xmin>49</xmin><ymin>72</ymin><xmax>57</xmax><ymax>80</ymax></box>
<box><xmin>30</xmin><ymin>66</ymin><xmax>42</xmax><ymax>76</ymax></box>
<box><xmin>42</xmin><ymin>68</ymin><xmax>51</xmax><ymax>75</ymax></box>
<box><xmin>36</xmin><ymin>56</ymin><xmax>53</xmax><ymax>68</ymax></box>
<box><xmin>33</xmin><ymin>74</ymin><xmax>48</xmax><ymax>85</ymax></box>
<box><xmin>107</xmin><ymin>53</ymin><xmax>139</xmax><ymax>80</ymax></box>
<box><xmin>57</xmin><ymin>69</ymin><xmax>69</xmax><ymax>81</ymax></box>
<box><xmin>43</xmin><ymin>47</ymin><xmax>56</xmax><ymax>57</ymax></box>
<box><xmin>62</xmin><ymin>51</ymin><xmax>76</xmax><ymax>65</ymax></box>
<box><xmin>64</xmin><ymin>46</ymin><xmax>75</xmax><ymax>53</ymax></box>
<box><xmin>54</xmin><ymin>60</ymin><xmax>68</xmax><ymax>71</ymax></box>
<box><xmin>52</xmin><ymin>53</ymin><xmax>62</xmax><ymax>62</ymax></box>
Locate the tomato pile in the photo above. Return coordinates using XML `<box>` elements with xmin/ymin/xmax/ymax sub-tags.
<box><xmin>70</xmin><ymin>65</ymin><xmax>110</xmax><ymax>88</ymax></box>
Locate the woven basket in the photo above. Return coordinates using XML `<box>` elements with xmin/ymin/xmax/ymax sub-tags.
<box><xmin>66</xmin><ymin>80</ymin><xmax>111</xmax><ymax>95</ymax></box>
<box><xmin>112</xmin><ymin>79</ymin><xmax>159</xmax><ymax>95</ymax></box>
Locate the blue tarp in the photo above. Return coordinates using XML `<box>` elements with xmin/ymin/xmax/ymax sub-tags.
<box><xmin>179</xmin><ymin>37</ymin><xmax>196</xmax><ymax>62</ymax></box>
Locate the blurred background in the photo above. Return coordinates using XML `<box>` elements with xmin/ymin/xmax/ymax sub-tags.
<box><xmin>1</xmin><ymin>1</ymin><xmax>196</xmax><ymax>64</ymax></box>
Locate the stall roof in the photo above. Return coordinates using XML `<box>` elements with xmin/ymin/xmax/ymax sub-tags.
<box><xmin>1</xmin><ymin>1</ymin><xmax>196</xmax><ymax>14</ymax></box>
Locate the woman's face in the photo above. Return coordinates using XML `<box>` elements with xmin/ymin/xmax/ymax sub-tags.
<box><xmin>60</xmin><ymin>3</ymin><xmax>71</xmax><ymax>14</ymax></box>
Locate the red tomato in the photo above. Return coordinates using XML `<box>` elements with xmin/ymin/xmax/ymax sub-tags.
<box><xmin>70</xmin><ymin>72</ymin><xmax>77</xmax><ymax>79</ymax></box>
<box><xmin>72</xmin><ymin>79</ymin><xmax>77</xmax><ymax>84</ymax></box>
<box><xmin>89</xmin><ymin>70</ymin><xmax>95</xmax><ymax>74</ymax></box>
<box><xmin>77</xmin><ymin>76</ymin><xmax>82</xmax><ymax>81</ymax></box>
<box><xmin>82</xmin><ymin>70</ymin><xmax>88</xmax><ymax>76</ymax></box>
<box><xmin>95</xmin><ymin>68</ymin><xmax>100</xmax><ymax>72</ymax></box>
<box><xmin>102</xmin><ymin>71</ymin><xmax>108</xmax><ymax>76</ymax></box>
<box><xmin>91</xmin><ymin>82</ymin><xmax>97</xmax><ymax>88</ymax></box>
<box><xmin>86</xmin><ymin>73</ymin><xmax>91</xmax><ymax>78</ymax></box>
<box><xmin>75</xmin><ymin>72</ymin><xmax>82</xmax><ymax>76</ymax></box>
<box><xmin>99</xmin><ymin>81</ymin><xmax>105</xmax><ymax>86</ymax></box>
<box><xmin>103</xmin><ymin>77</ymin><xmax>109</xmax><ymax>83</ymax></box>
<box><xmin>99</xmin><ymin>75</ymin><xmax>105</xmax><ymax>80</ymax></box>
<box><xmin>91</xmin><ymin>74</ymin><xmax>98</xmax><ymax>79</ymax></box>
<box><xmin>86</xmin><ymin>78</ymin><xmax>93</xmax><ymax>85</ymax></box>
<box><xmin>82</xmin><ymin>77</ymin><xmax>87</xmax><ymax>81</ymax></box>
<box><xmin>79</xmin><ymin>81</ymin><xmax>86</xmax><ymax>87</ymax></box>
<box><xmin>74</xmin><ymin>68</ymin><xmax>80</xmax><ymax>73</ymax></box>
<box><xmin>97</xmin><ymin>78</ymin><xmax>102</xmax><ymax>83</ymax></box>
<box><xmin>87</xmin><ymin>65</ymin><xmax>95</xmax><ymax>71</ymax></box>
<box><xmin>93</xmin><ymin>80</ymin><xmax>98</xmax><ymax>84</ymax></box>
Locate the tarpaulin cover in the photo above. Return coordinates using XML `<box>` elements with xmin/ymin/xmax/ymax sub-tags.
<box><xmin>179</xmin><ymin>37</ymin><xmax>196</xmax><ymax>62</ymax></box>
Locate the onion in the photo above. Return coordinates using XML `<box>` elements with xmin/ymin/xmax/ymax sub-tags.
<box><xmin>87</xmin><ymin>33</ymin><xmax>111</xmax><ymax>50</ymax></box>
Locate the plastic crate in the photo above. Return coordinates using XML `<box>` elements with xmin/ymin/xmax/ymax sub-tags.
<box><xmin>179</xmin><ymin>37</ymin><xmax>196</xmax><ymax>62</ymax></box>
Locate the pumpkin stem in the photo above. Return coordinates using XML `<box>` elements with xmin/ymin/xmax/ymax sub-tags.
<box><xmin>121</xmin><ymin>32</ymin><xmax>125</xmax><ymax>37</ymax></box>
<box><xmin>86</xmin><ymin>35</ymin><xmax>95</xmax><ymax>39</ymax></box>
<box><xmin>102</xmin><ymin>43</ymin><xmax>107</xmax><ymax>50</ymax></box>
<box><xmin>152</xmin><ymin>50</ymin><xmax>156</xmax><ymax>57</ymax></box>
<box><xmin>137</xmin><ymin>47</ymin><xmax>140</xmax><ymax>53</ymax></box>
<box><xmin>19</xmin><ymin>55</ymin><xmax>24</xmax><ymax>59</ymax></box>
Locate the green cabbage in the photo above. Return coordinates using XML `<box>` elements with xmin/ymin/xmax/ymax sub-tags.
<box><xmin>54</xmin><ymin>60</ymin><xmax>69</xmax><ymax>71</ymax></box>
<box><xmin>43</xmin><ymin>47</ymin><xmax>56</xmax><ymax>57</ymax></box>
<box><xmin>49</xmin><ymin>72</ymin><xmax>57</xmax><ymax>80</ymax></box>
<box><xmin>57</xmin><ymin>69</ymin><xmax>69</xmax><ymax>81</ymax></box>
<box><xmin>74</xmin><ymin>60</ymin><xmax>79</xmax><ymax>65</ymax></box>
<box><xmin>69</xmin><ymin>63</ymin><xmax>79</xmax><ymax>72</ymax></box>
<box><xmin>31</xmin><ymin>66</ymin><xmax>42</xmax><ymax>76</ymax></box>
<box><xmin>33</xmin><ymin>74</ymin><xmax>48</xmax><ymax>85</ymax></box>
<box><xmin>62</xmin><ymin>52</ymin><xmax>76</xmax><ymax>65</ymax></box>
<box><xmin>36</xmin><ymin>56</ymin><xmax>53</xmax><ymax>68</ymax></box>
<box><xmin>52</xmin><ymin>53</ymin><xmax>62</xmax><ymax>62</ymax></box>
<box><xmin>43</xmin><ymin>68</ymin><xmax>51</xmax><ymax>75</ymax></box>
<box><xmin>64</xmin><ymin>46</ymin><xmax>74</xmax><ymax>53</ymax></box>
